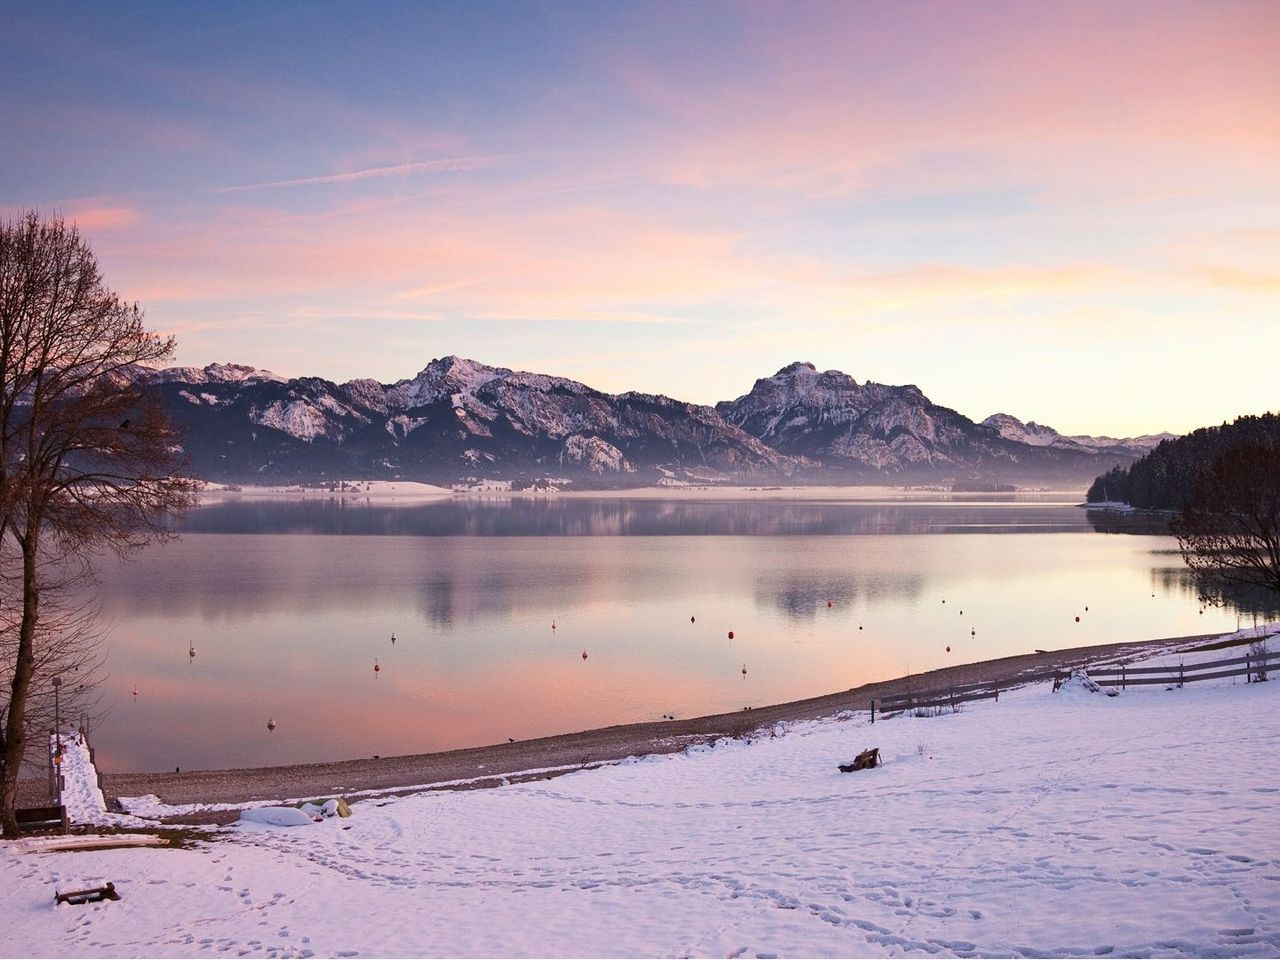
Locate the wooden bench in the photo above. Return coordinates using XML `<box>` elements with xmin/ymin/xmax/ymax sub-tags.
<box><xmin>56</xmin><ymin>882</ymin><xmax>120</xmax><ymax>905</ymax></box>
<box><xmin>16</xmin><ymin>804</ymin><xmax>69</xmax><ymax>834</ymax></box>
<box><xmin>838</xmin><ymin>748</ymin><xmax>880</xmax><ymax>772</ymax></box>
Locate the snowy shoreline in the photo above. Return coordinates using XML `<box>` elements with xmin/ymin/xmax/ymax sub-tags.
<box><xmin>100</xmin><ymin>631</ymin><xmax>1226</xmax><ymax>819</ymax></box>
<box><xmin>5</xmin><ymin>627</ymin><xmax>1278</xmax><ymax>958</ymax></box>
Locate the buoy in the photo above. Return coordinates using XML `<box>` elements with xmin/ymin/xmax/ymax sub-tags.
<box><xmin>374</xmin><ymin>659</ymin><xmax>381</xmax><ymax>676</ymax></box>
<box><xmin>132</xmin><ymin>685</ymin><xmax>138</xmax><ymax>699</ymax></box>
<box><xmin>959</xmin><ymin>610</ymin><xmax>963</xmax><ymax>616</ymax></box>
<box><xmin>827</xmin><ymin>600</ymin><xmax>832</xmax><ymax>608</ymax></box>
<box><xmin>946</xmin><ymin>646</ymin><xmax>951</xmax><ymax>653</ymax></box>
<box><xmin>858</xmin><ymin>625</ymin><xmax>863</xmax><ymax>631</ymax></box>
<box><xmin>970</xmin><ymin>628</ymin><xmax>975</xmax><ymax>637</ymax></box>
<box><xmin>188</xmin><ymin>644</ymin><xmax>196</xmax><ymax>660</ymax></box>
<box><xmin>1084</xmin><ymin>606</ymin><xmax>1089</xmax><ymax>612</ymax></box>
<box><xmin>582</xmin><ymin>650</ymin><xmax>588</xmax><ymax>660</ymax></box>
<box><xmin>727</xmin><ymin>630</ymin><xmax>735</xmax><ymax>640</ymax></box>
<box><xmin>552</xmin><ymin>621</ymin><xmax>557</xmax><ymax>631</ymax></box>
<box><xmin>1075</xmin><ymin>616</ymin><xmax>1080</xmax><ymax>622</ymax></box>
<box><xmin>391</xmin><ymin>633</ymin><xmax>396</xmax><ymax>645</ymax></box>
<box><xmin>690</xmin><ymin>616</ymin><xmax>695</xmax><ymax>623</ymax></box>
<box><xmin>741</xmin><ymin>664</ymin><xmax>747</xmax><ymax>676</ymax></box>
<box><xmin>267</xmin><ymin>718</ymin><xmax>276</xmax><ymax>732</ymax></box>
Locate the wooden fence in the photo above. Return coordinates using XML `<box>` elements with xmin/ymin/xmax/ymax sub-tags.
<box><xmin>869</xmin><ymin>645</ymin><xmax>1279</xmax><ymax>722</ymax></box>
<box><xmin>1053</xmin><ymin>648</ymin><xmax>1280</xmax><ymax>690</ymax></box>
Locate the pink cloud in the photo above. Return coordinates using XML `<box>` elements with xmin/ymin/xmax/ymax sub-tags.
<box><xmin>68</xmin><ymin>204</ymin><xmax>141</xmax><ymax>231</ymax></box>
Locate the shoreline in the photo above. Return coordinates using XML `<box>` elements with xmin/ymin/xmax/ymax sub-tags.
<box><xmin>197</xmin><ymin>482</ymin><xmax>1088</xmax><ymax>504</ymax></box>
<box><xmin>99</xmin><ymin>632</ymin><xmax>1220</xmax><ymax>821</ymax></box>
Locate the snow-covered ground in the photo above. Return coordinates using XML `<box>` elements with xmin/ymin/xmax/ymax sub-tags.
<box><xmin>4</xmin><ymin>660</ymin><xmax>1279</xmax><ymax>958</ymax></box>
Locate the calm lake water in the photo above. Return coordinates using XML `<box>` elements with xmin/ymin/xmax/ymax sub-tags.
<box><xmin>87</xmin><ymin>495</ymin><xmax>1241</xmax><ymax>773</ymax></box>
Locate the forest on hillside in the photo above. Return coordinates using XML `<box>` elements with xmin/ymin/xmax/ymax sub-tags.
<box><xmin>1086</xmin><ymin>412</ymin><xmax>1280</xmax><ymax>509</ymax></box>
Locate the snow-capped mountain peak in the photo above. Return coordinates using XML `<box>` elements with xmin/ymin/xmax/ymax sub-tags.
<box><xmin>151</xmin><ymin>362</ymin><xmax>285</xmax><ymax>385</ymax></box>
<box><xmin>983</xmin><ymin>413</ymin><xmax>1172</xmax><ymax>456</ymax></box>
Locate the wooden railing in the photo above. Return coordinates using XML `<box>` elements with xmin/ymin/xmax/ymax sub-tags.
<box><xmin>868</xmin><ymin>644</ymin><xmax>1278</xmax><ymax>722</ymax></box>
<box><xmin>1053</xmin><ymin>649</ymin><xmax>1280</xmax><ymax>690</ymax></box>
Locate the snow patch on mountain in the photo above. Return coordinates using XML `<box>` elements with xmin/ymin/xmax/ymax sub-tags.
<box><xmin>560</xmin><ymin>435</ymin><xmax>634</xmax><ymax>473</ymax></box>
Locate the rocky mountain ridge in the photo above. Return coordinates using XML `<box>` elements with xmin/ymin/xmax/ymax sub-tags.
<box><xmin>982</xmin><ymin>412</ymin><xmax>1173</xmax><ymax>459</ymax></box>
<box><xmin>146</xmin><ymin>357</ymin><xmax>1154</xmax><ymax>485</ymax></box>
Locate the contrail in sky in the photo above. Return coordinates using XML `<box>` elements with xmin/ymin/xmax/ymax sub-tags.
<box><xmin>217</xmin><ymin>156</ymin><xmax>501</xmax><ymax>193</ymax></box>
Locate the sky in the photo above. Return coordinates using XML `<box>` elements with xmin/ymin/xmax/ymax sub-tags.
<box><xmin>1</xmin><ymin>0</ymin><xmax>1277</xmax><ymax>437</ymax></box>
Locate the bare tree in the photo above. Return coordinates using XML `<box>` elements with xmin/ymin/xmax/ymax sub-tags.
<box><xmin>1171</xmin><ymin>445</ymin><xmax>1280</xmax><ymax>605</ymax></box>
<box><xmin>0</xmin><ymin>212</ymin><xmax>198</xmax><ymax>836</ymax></box>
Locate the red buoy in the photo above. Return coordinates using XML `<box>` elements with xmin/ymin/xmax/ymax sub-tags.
<box><xmin>826</xmin><ymin>600</ymin><xmax>832</xmax><ymax>608</ymax></box>
<box><xmin>727</xmin><ymin>630</ymin><xmax>735</xmax><ymax>640</ymax></box>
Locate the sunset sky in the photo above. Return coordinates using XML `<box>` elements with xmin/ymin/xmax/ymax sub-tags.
<box><xmin>2</xmin><ymin>0</ymin><xmax>1277</xmax><ymax>436</ymax></box>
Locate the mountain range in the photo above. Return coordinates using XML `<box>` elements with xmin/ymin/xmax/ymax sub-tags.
<box><xmin>144</xmin><ymin>358</ymin><xmax>1169</xmax><ymax>487</ymax></box>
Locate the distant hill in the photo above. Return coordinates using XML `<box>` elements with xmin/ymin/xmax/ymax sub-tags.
<box><xmin>1086</xmin><ymin>412</ymin><xmax>1280</xmax><ymax>509</ymax></box>
<box><xmin>982</xmin><ymin>413</ymin><xmax>1172</xmax><ymax>459</ymax></box>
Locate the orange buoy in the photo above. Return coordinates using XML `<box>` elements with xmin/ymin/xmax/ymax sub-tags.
<box><xmin>727</xmin><ymin>630</ymin><xmax>735</xmax><ymax>640</ymax></box>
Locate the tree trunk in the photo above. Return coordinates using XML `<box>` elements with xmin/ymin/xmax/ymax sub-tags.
<box><xmin>1</xmin><ymin>532</ymin><xmax>39</xmax><ymax>838</ymax></box>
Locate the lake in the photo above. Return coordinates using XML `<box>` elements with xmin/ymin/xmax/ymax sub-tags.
<box><xmin>85</xmin><ymin>494</ymin><xmax>1243</xmax><ymax>773</ymax></box>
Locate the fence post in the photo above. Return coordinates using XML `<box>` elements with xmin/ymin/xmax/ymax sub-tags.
<box><xmin>1121</xmin><ymin>664</ymin><xmax>1126</xmax><ymax>690</ymax></box>
<box><xmin>870</xmin><ymin>699</ymin><xmax>875</xmax><ymax>724</ymax></box>
<box><xmin>1246</xmin><ymin>656</ymin><xmax>1251</xmax><ymax>683</ymax></box>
